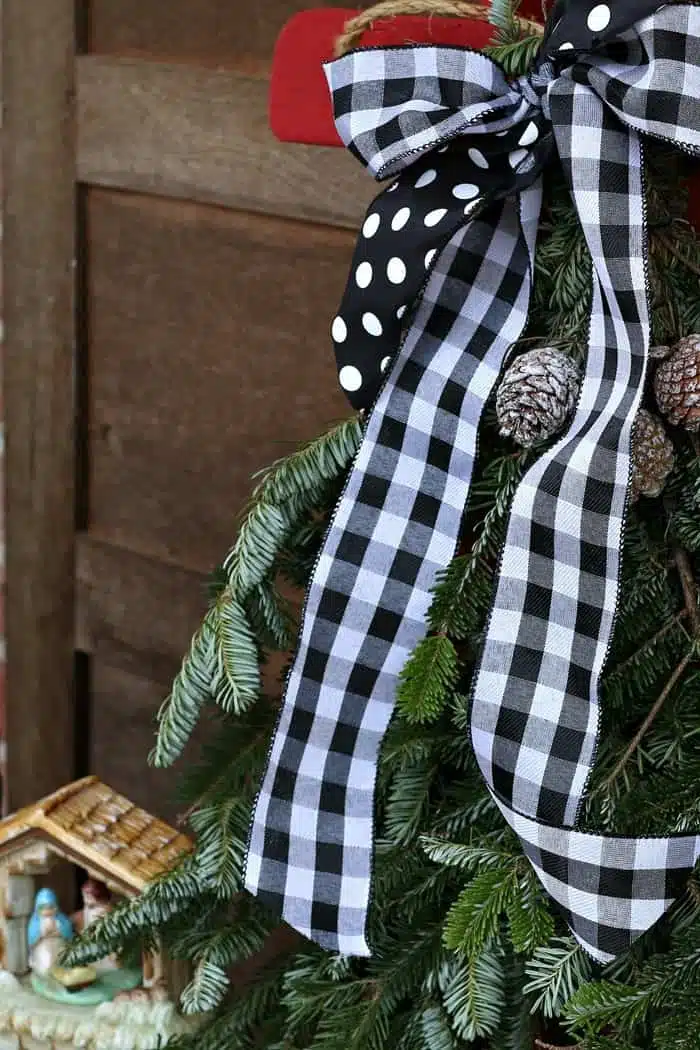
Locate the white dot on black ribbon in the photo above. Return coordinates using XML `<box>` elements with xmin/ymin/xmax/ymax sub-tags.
<box><xmin>363</xmin><ymin>213</ymin><xmax>380</xmax><ymax>238</ymax></box>
<box><xmin>587</xmin><ymin>4</ymin><xmax>611</xmax><ymax>32</ymax></box>
<box><xmin>339</xmin><ymin>365</ymin><xmax>362</xmax><ymax>392</ymax></box>
<box><xmin>391</xmin><ymin>207</ymin><xmax>411</xmax><ymax>231</ymax></box>
<box><xmin>332</xmin><ymin>317</ymin><xmax>347</xmax><ymax>343</ymax></box>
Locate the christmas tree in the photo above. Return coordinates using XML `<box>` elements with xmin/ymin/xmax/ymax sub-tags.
<box><xmin>64</xmin><ymin>2</ymin><xmax>700</xmax><ymax>1048</ymax></box>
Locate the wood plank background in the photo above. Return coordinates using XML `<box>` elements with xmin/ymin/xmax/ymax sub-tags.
<box><xmin>73</xmin><ymin>0</ymin><xmax>370</xmax><ymax>818</ymax></box>
<box><xmin>86</xmin><ymin>189</ymin><xmax>352</xmax><ymax>569</ymax></box>
<box><xmin>3</xmin><ymin>0</ymin><xmax>77</xmax><ymax>813</ymax></box>
<box><xmin>77</xmin><ymin>57</ymin><xmax>372</xmax><ymax>227</ymax></box>
<box><xmin>89</xmin><ymin>0</ymin><xmax>341</xmax><ymax>67</ymax></box>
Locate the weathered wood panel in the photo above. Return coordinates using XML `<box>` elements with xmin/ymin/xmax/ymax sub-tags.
<box><xmin>75</xmin><ymin>530</ymin><xmax>295</xmax><ymax>694</ymax></box>
<box><xmin>89</xmin><ymin>0</ymin><xmax>340</xmax><ymax>67</ymax></box>
<box><xmin>89</xmin><ymin>662</ymin><xmax>197</xmax><ymax>823</ymax></box>
<box><xmin>3</xmin><ymin>0</ymin><xmax>77</xmax><ymax>810</ymax></box>
<box><xmin>77</xmin><ymin>57</ymin><xmax>372</xmax><ymax>228</ymax></box>
<box><xmin>87</xmin><ymin>188</ymin><xmax>353</xmax><ymax>572</ymax></box>
<box><xmin>75</xmin><ymin>533</ymin><xmax>209</xmax><ymax>685</ymax></box>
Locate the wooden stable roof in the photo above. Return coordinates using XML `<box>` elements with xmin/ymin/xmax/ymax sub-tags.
<box><xmin>0</xmin><ymin>777</ymin><xmax>192</xmax><ymax>895</ymax></box>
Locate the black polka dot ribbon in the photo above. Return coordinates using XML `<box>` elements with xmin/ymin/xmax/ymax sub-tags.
<box><xmin>245</xmin><ymin>1</ymin><xmax>700</xmax><ymax>963</ymax></box>
<box><xmin>328</xmin><ymin>0</ymin><xmax>666</xmax><ymax>411</ymax></box>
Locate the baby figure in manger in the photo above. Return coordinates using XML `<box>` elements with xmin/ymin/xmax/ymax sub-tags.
<box><xmin>27</xmin><ymin>879</ymin><xmax>138</xmax><ymax>1004</ymax></box>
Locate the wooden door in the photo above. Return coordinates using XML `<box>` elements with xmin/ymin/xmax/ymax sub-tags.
<box><xmin>4</xmin><ymin>0</ymin><xmax>372</xmax><ymax>819</ymax></box>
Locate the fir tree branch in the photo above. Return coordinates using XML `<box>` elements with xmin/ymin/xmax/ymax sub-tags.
<box><xmin>534</xmin><ymin>1040</ymin><xmax>581</xmax><ymax>1050</ymax></box>
<box><xmin>675</xmin><ymin>547</ymin><xmax>700</xmax><ymax>636</ymax></box>
<box><xmin>607</xmin><ymin>609</ymin><xmax>688</xmax><ymax>680</ymax></box>
<box><xmin>602</xmin><ymin>649</ymin><xmax>695</xmax><ymax>791</ymax></box>
<box><xmin>655</xmin><ymin>231</ymin><xmax>700</xmax><ymax>277</ymax></box>
<box><xmin>176</xmin><ymin>729</ymin><xmax>268</xmax><ymax>829</ymax></box>
<box><xmin>598</xmin><ymin>547</ymin><xmax>699</xmax><ymax>791</ymax></box>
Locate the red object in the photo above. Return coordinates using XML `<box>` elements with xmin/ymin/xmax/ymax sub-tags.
<box><xmin>269</xmin><ymin>6</ymin><xmax>700</xmax><ymax>227</ymax></box>
<box><xmin>270</xmin><ymin>8</ymin><xmax>498</xmax><ymax>146</ymax></box>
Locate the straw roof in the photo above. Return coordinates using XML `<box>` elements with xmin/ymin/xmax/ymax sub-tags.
<box><xmin>0</xmin><ymin>777</ymin><xmax>192</xmax><ymax>895</ymax></box>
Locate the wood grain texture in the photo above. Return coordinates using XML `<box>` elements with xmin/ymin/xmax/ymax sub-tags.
<box><xmin>88</xmin><ymin>0</ymin><xmax>340</xmax><ymax>67</ymax></box>
<box><xmin>3</xmin><ymin>0</ymin><xmax>77</xmax><ymax>809</ymax></box>
<box><xmin>75</xmin><ymin>533</ymin><xmax>209</xmax><ymax>685</ymax></box>
<box><xmin>78</xmin><ymin>535</ymin><xmax>291</xmax><ymax>821</ymax></box>
<box><xmin>89</xmin><ymin>662</ymin><xmax>201</xmax><ymax>825</ymax></box>
<box><xmin>77</xmin><ymin>57</ymin><xmax>373</xmax><ymax>228</ymax></box>
<box><xmin>87</xmin><ymin>188</ymin><xmax>353</xmax><ymax>573</ymax></box>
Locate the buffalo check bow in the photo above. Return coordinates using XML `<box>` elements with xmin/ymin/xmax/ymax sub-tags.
<box><xmin>245</xmin><ymin>0</ymin><xmax>700</xmax><ymax>963</ymax></box>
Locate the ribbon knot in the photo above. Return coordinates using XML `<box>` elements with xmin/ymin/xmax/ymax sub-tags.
<box><xmin>517</xmin><ymin>61</ymin><xmax>555</xmax><ymax>117</ymax></box>
<box><xmin>245</xmin><ymin>0</ymin><xmax>700</xmax><ymax>964</ymax></box>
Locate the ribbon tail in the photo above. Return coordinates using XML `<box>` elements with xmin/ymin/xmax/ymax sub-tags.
<box><xmin>244</xmin><ymin>191</ymin><xmax>540</xmax><ymax>955</ymax></box>
<box><xmin>471</xmin><ymin>79</ymin><xmax>700</xmax><ymax>962</ymax></box>
<box><xmin>494</xmin><ymin>797</ymin><xmax>700</xmax><ymax>963</ymax></box>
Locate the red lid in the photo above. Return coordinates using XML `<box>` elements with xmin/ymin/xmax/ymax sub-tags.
<box><xmin>268</xmin><ymin>5</ymin><xmax>699</xmax><ymax>229</ymax></box>
<box><xmin>270</xmin><ymin>7</ymin><xmax>499</xmax><ymax>147</ymax></box>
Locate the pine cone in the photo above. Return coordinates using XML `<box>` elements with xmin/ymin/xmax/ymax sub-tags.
<box><xmin>630</xmin><ymin>409</ymin><xmax>675</xmax><ymax>501</ymax></box>
<box><xmin>496</xmin><ymin>347</ymin><xmax>581</xmax><ymax>448</ymax></box>
<box><xmin>654</xmin><ymin>333</ymin><xmax>700</xmax><ymax>431</ymax></box>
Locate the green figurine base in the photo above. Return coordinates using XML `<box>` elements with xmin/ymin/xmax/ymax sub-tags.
<box><xmin>30</xmin><ymin>967</ymin><xmax>143</xmax><ymax>1006</ymax></box>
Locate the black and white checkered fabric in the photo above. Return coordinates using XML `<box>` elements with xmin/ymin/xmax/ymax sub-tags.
<box><xmin>245</xmin><ymin>0</ymin><xmax>700</xmax><ymax>963</ymax></box>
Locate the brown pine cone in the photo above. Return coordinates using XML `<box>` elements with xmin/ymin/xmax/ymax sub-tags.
<box><xmin>496</xmin><ymin>347</ymin><xmax>581</xmax><ymax>448</ymax></box>
<box><xmin>654</xmin><ymin>333</ymin><xmax>700</xmax><ymax>431</ymax></box>
<box><xmin>630</xmin><ymin>409</ymin><xmax>675</xmax><ymax>501</ymax></box>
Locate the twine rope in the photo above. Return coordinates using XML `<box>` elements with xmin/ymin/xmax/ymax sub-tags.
<box><xmin>335</xmin><ymin>0</ymin><xmax>544</xmax><ymax>56</ymax></box>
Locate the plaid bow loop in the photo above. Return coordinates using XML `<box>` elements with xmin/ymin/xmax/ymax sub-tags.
<box><xmin>245</xmin><ymin>0</ymin><xmax>700</xmax><ymax>963</ymax></box>
<box><xmin>517</xmin><ymin>63</ymin><xmax>554</xmax><ymax>106</ymax></box>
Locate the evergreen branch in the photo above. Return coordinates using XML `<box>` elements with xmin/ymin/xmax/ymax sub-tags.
<box><xmin>190</xmin><ymin>795</ymin><xmax>252</xmax><ymax>898</ymax></box>
<box><xmin>168</xmin><ymin>969</ymin><xmax>285</xmax><ymax>1050</ymax></box>
<box><xmin>655</xmin><ymin>231</ymin><xmax>700</xmax><ymax>278</ymax></box>
<box><xmin>605</xmin><ymin>609</ymin><xmax>688</xmax><ymax>682</ymax></box>
<box><xmin>563</xmin><ymin>980</ymin><xmax>650</xmax><ymax>1033</ymax></box>
<box><xmin>244</xmin><ymin>579</ymin><xmax>296</xmax><ymax>652</ymax></box>
<box><xmin>225</xmin><ymin>418</ymin><xmax>361</xmax><ymax>598</ymax></box>
<box><xmin>565</xmin><ymin>938</ymin><xmax>700</xmax><ymax>1034</ymax></box>
<box><xmin>176</xmin><ymin>724</ymin><xmax>270</xmax><ymax>829</ymax></box>
<box><xmin>181</xmin><ymin>959</ymin><xmax>231</xmax><ymax>1015</ymax></box>
<box><xmin>487</xmin><ymin>0</ymin><xmax>518</xmax><ymax>32</ymax></box>
<box><xmin>442</xmin><ymin>947</ymin><xmax>507</xmax><ymax>1040</ymax></box>
<box><xmin>675</xmin><ymin>546</ymin><xmax>700</xmax><ymax>636</ymax></box>
<box><xmin>154</xmin><ymin>419</ymin><xmax>361</xmax><ymax>766</ymax></box>
<box><xmin>152</xmin><ymin>610</ymin><xmax>218</xmax><ymax>767</ymax></box>
<box><xmin>420</xmin><ymin>1003</ymin><xmax>456</xmax><ymax>1050</ymax></box>
<box><xmin>396</xmin><ymin>634</ymin><xmax>460</xmax><ymax>724</ymax></box>
<box><xmin>489</xmin><ymin>953</ymin><xmax>534</xmax><ymax>1050</ymax></box>
<box><xmin>63</xmin><ymin>860</ymin><xmax>205</xmax><ymax>967</ymax></box>
<box><xmin>420</xmin><ymin>836</ymin><xmax>514</xmax><ymax>874</ymax></box>
<box><xmin>428</xmin><ymin>452</ymin><xmax>529</xmax><ymax>640</ymax></box>
<box><xmin>177</xmin><ymin>911</ymin><xmax>272</xmax><ymax>1014</ymax></box>
<box><xmin>384</xmin><ymin>758</ymin><xmax>438</xmax><ymax>846</ymax></box>
<box><xmin>443</xmin><ymin>863</ymin><xmax>519</xmax><ymax>956</ymax></box>
<box><xmin>523</xmin><ymin>938</ymin><xmax>593</xmax><ymax>1019</ymax></box>
<box><xmin>212</xmin><ymin>592</ymin><xmax>261</xmax><ymax>714</ymax></box>
<box><xmin>601</xmin><ymin>648</ymin><xmax>695</xmax><ymax>792</ymax></box>
<box><xmin>485</xmin><ymin>34</ymin><xmax>543</xmax><ymax>74</ymax></box>
<box><xmin>506</xmin><ymin>864</ymin><xmax>556</xmax><ymax>955</ymax></box>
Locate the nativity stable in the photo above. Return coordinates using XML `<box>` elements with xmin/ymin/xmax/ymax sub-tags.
<box><xmin>0</xmin><ymin>777</ymin><xmax>195</xmax><ymax>1050</ymax></box>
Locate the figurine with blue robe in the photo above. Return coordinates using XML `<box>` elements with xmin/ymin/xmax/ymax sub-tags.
<box><xmin>27</xmin><ymin>888</ymin><xmax>74</xmax><ymax>977</ymax></box>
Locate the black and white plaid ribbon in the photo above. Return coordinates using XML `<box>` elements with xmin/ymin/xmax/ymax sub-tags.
<box><xmin>245</xmin><ymin>0</ymin><xmax>700</xmax><ymax>963</ymax></box>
